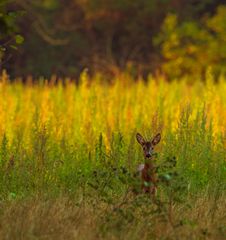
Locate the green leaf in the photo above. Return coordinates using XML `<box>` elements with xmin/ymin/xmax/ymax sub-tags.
<box><xmin>144</xmin><ymin>181</ymin><xmax>151</xmax><ymax>187</ymax></box>
<box><xmin>15</xmin><ymin>34</ymin><xmax>24</xmax><ymax>44</ymax></box>
<box><xmin>0</xmin><ymin>46</ymin><xmax>6</xmax><ymax>51</ymax></box>
<box><xmin>163</xmin><ymin>174</ymin><xmax>172</xmax><ymax>181</ymax></box>
<box><xmin>10</xmin><ymin>45</ymin><xmax>18</xmax><ymax>50</ymax></box>
<box><xmin>9</xmin><ymin>192</ymin><xmax>17</xmax><ymax>200</ymax></box>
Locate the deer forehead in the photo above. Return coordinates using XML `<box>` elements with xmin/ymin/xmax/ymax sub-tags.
<box><xmin>144</xmin><ymin>142</ymin><xmax>153</xmax><ymax>149</ymax></box>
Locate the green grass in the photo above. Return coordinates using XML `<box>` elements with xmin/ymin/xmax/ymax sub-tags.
<box><xmin>0</xmin><ymin>73</ymin><xmax>225</xmax><ymax>239</ymax></box>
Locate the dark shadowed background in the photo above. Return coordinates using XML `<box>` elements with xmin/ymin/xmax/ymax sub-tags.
<box><xmin>0</xmin><ymin>0</ymin><xmax>226</xmax><ymax>79</ymax></box>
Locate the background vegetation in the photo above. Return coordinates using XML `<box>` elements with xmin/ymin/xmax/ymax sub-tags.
<box><xmin>1</xmin><ymin>0</ymin><xmax>226</xmax><ymax>79</ymax></box>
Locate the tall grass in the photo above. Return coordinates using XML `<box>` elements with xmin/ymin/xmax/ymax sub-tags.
<box><xmin>0</xmin><ymin>71</ymin><xmax>225</xmax><ymax>239</ymax></box>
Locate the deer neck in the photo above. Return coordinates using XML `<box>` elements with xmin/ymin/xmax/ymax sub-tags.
<box><xmin>143</xmin><ymin>159</ymin><xmax>157</xmax><ymax>186</ymax></box>
<box><xmin>144</xmin><ymin>159</ymin><xmax>155</xmax><ymax>171</ymax></box>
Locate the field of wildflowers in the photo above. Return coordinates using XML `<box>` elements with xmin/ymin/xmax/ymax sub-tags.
<box><xmin>0</xmin><ymin>70</ymin><xmax>225</xmax><ymax>239</ymax></box>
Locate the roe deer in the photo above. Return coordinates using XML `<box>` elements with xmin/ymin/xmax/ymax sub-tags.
<box><xmin>136</xmin><ymin>132</ymin><xmax>161</xmax><ymax>196</ymax></box>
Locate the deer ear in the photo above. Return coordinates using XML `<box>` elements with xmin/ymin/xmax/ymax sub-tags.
<box><xmin>136</xmin><ymin>133</ymin><xmax>145</xmax><ymax>145</ymax></box>
<box><xmin>152</xmin><ymin>133</ymin><xmax>161</xmax><ymax>145</ymax></box>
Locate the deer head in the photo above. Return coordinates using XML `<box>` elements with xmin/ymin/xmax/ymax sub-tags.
<box><xmin>136</xmin><ymin>133</ymin><xmax>161</xmax><ymax>159</ymax></box>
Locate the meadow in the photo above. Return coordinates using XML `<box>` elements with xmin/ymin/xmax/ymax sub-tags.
<box><xmin>0</xmin><ymin>70</ymin><xmax>225</xmax><ymax>239</ymax></box>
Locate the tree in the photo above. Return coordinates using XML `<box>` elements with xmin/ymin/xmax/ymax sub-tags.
<box><xmin>0</xmin><ymin>0</ymin><xmax>24</xmax><ymax>70</ymax></box>
<box><xmin>155</xmin><ymin>5</ymin><xmax>226</xmax><ymax>79</ymax></box>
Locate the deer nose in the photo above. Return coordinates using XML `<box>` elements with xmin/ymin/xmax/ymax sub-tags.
<box><xmin>146</xmin><ymin>153</ymin><xmax>151</xmax><ymax>158</ymax></box>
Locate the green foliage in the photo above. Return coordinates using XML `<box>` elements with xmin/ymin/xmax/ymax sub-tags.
<box><xmin>0</xmin><ymin>106</ymin><xmax>224</xmax><ymax>199</ymax></box>
<box><xmin>15</xmin><ymin>34</ymin><xmax>24</xmax><ymax>44</ymax></box>
<box><xmin>0</xmin><ymin>0</ymin><xmax>24</xmax><ymax>65</ymax></box>
<box><xmin>155</xmin><ymin>5</ymin><xmax>226</xmax><ymax>79</ymax></box>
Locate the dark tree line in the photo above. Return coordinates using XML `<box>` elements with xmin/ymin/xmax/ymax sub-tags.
<box><xmin>1</xmin><ymin>0</ymin><xmax>226</xmax><ymax>79</ymax></box>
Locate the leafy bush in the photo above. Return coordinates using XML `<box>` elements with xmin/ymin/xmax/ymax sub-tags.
<box><xmin>0</xmin><ymin>0</ymin><xmax>24</xmax><ymax>65</ymax></box>
<box><xmin>155</xmin><ymin>5</ymin><xmax>226</xmax><ymax>79</ymax></box>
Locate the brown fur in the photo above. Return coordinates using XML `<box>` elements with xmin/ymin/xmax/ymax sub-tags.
<box><xmin>141</xmin><ymin>162</ymin><xmax>157</xmax><ymax>195</ymax></box>
<box><xmin>136</xmin><ymin>133</ymin><xmax>161</xmax><ymax>196</ymax></box>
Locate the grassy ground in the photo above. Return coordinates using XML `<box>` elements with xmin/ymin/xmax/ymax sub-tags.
<box><xmin>0</xmin><ymin>194</ymin><xmax>225</xmax><ymax>240</ymax></box>
<box><xmin>0</xmin><ymin>71</ymin><xmax>225</xmax><ymax>239</ymax></box>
